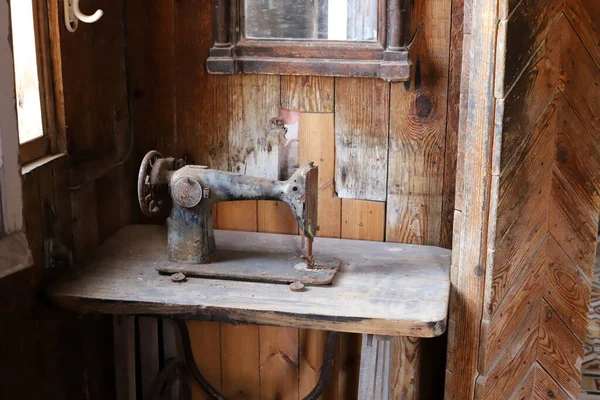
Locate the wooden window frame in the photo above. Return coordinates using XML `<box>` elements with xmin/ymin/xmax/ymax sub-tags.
<box><xmin>17</xmin><ymin>0</ymin><xmax>61</xmax><ymax>166</ymax></box>
<box><xmin>207</xmin><ymin>0</ymin><xmax>412</xmax><ymax>81</ymax></box>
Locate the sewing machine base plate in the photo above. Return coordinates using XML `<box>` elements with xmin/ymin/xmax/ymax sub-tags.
<box><xmin>156</xmin><ymin>252</ymin><xmax>341</xmax><ymax>285</ymax></box>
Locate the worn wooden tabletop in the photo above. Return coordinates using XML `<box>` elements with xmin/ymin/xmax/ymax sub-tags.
<box><xmin>47</xmin><ymin>225</ymin><xmax>451</xmax><ymax>337</ymax></box>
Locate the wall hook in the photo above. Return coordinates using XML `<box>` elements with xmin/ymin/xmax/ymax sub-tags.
<box><xmin>63</xmin><ymin>0</ymin><xmax>78</xmax><ymax>32</ymax></box>
<box><xmin>64</xmin><ymin>0</ymin><xmax>103</xmax><ymax>32</ymax></box>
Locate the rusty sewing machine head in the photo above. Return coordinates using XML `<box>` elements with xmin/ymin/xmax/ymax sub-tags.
<box><xmin>138</xmin><ymin>150</ymin><xmax>319</xmax><ymax>264</ymax></box>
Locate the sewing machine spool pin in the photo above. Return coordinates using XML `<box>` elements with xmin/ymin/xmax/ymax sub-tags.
<box><xmin>138</xmin><ymin>151</ymin><xmax>339</xmax><ymax>285</ymax></box>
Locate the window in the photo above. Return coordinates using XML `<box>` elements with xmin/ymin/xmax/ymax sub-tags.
<box><xmin>10</xmin><ymin>0</ymin><xmax>51</xmax><ymax>165</ymax></box>
<box><xmin>0</xmin><ymin>0</ymin><xmax>34</xmax><ymax>279</ymax></box>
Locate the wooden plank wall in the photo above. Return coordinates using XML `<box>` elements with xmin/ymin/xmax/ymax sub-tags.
<box><xmin>445</xmin><ymin>0</ymin><xmax>600</xmax><ymax>398</ymax></box>
<box><xmin>125</xmin><ymin>0</ymin><xmax>455</xmax><ymax>398</ymax></box>
<box><xmin>1</xmin><ymin>0</ymin><xmax>135</xmax><ymax>398</ymax></box>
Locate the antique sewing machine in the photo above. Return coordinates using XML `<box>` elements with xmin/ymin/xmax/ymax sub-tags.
<box><xmin>137</xmin><ymin>150</ymin><xmax>340</xmax><ymax>285</ymax></box>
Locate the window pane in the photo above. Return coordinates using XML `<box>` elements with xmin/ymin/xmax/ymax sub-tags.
<box><xmin>244</xmin><ymin>0</ymin><xmax>378</xmax><ymax>42</ymax></box>
<box><xmin>10</xmin><ymin>0</ymin><xmax>44</xmax><ymax>144</ymax></box>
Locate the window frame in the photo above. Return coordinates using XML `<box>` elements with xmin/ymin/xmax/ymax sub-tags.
<box><xmin>15</xmin><ymin>0</ymin><xmax>60</xmax><ymax>166</ymax></box>
<box><xmin>207</xmin><ymin>0</ymin><xmax>412</xmax><ymax>81</ymax></box>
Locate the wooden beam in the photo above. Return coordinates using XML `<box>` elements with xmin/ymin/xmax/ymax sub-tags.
<box><xmin>444</xmin><ymin>0</ymin><xmax>498</xmax><ymax>397</ymax></box>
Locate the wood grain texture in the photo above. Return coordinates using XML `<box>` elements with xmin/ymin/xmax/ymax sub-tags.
<box><xmin>222</xmin><ymin>324</ymin><xmax>260</xmax><ymax>400</ymax></box>
<box><xmin>441</xmin><ymin>0</ymin><xmax>466</xmax><ymax>249</ymax></box>
<box><xmin>46</xmin><ymin>225</ymin><xmax>451</xmax><ymax>337</ymax></box>
<box><xmin>564</xmin><ymin>0</ymin><xmax>600</xmax><ymax>67</ymax></box>
<box><xmin>113</xmin><ymin>316</ymin><xmax>136</xmax><ymax>400</ymax></box>
<box><xmin>281</xmin><ymin>76</ymin><xmax>334</xmax><ymax>113</ymax></box>
<box><xmin>299</xmin><ymin>329</ymin><xmax>329</xmax><ymax>398</ymax></box>
<box><xmin>358</xmin><ymin>335</ymin><xmax>392</xmax><ymax>400</ymax></box>
<box><xmin>463</xmin><ymin>3</ymin><xmax>600</xmax><ymax>399</ymax></box>
<box><xmin>175</xmin><ymin>0</ymin><xmax>228</xmax><ymax>170</ymax></box>
<box><xmin>444</xmin><ymin>0</ymin><xmax>498</xmax><ymax>397</ymax></box>
<box><xmin>188</xmin><ymin>321</ymin><xmax>222</xmax><ymax>400</ymax></box>
<box><xmin>334</xmin><ymin>78</ymin><xmax>389</xmax><ymax>202</ymax></box>
<box><xmin>259</xmin><ymin>326</ymin><xmax>299</xmax><ymax>400</ymax></box>
<box><xmin>228</xmin><ymin>74</ymin><xmax>280</xmax><ymax>179</ymax></box>
<box><xmin>532</xmin><ymin>364</ymin><xmax>570</xmax><ymax>400</ymax></box>
<box><xmin>139</xmin><ymin>317</ymin><xmax>160</xmax><ymax>400</ymax></box>
<box><xmin>59</xmin><ymin>0</ymin><xmax>129</xmax><ymax>185</ymax></box>
<box><xmin>127</xmin><ymin>0</ymin><xmax>176</xmax><ymax>161</ymax></box>
<box><xmin>494</xmin><ymin>0</ymin><xmax>562</xmax><ymax>98</ymax></box>
<box><xmin>298</xmin><ymin>113</ymin><xmax>340</xmax><ymax>239</ymax></box>
<box><xmin>537</xmin><ymin>301</ymin><xmax>583</xmax><ymax>399</ymax></box>
<box><xmin>386</xmin><ymin>0</ymin><xmax>451</xmax><ymax>247</ymax></box>
<box><xmin>389</xmin><ymin>336</ymin><xmax>421</xmax><ymax>399</ymax></box>
<box><xmin>341</xmin><ymin>200</ymin><xmax>385</xmax><ymax>242</ymax></box>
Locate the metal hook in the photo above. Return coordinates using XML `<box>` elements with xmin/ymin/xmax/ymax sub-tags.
<box><xmin>72</xmin><ymin>0</ymin><xmax>103</xmax><ymax>24</ymax></box>
<box><xmin>63</xmin><ymin>0</ymin><xmax>78</xmax><ymax>32</ymax></box>
<box><xmin>64</xmin><ymin>0</ymin><xmax>103</xmax><ymax>32</ymax></box>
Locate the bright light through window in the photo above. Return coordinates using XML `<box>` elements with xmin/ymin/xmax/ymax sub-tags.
<box><xmin>10</xmin><ymin>0</ymin><xmax>44</xmax><ymax>144</ymax></box>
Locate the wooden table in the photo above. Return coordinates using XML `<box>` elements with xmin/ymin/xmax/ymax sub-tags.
<box><xmin>46</xmin><ymin>225</ymin><xmax>451</xmax><ymax>398</ymax></box>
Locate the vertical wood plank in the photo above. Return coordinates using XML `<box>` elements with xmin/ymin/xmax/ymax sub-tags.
<box><xmin>37</xmin><ymin>165</ymin><xmax>56</xmax><ymax>276</ymax></box>
<box><xmin>22</xmin><ymin>171</ymin><xmax>43</xmax><ymax>273</ymax></box>
<box><xmin>441</xmin><ymin>0</ymin><xmax>466</xmax><ymax>249</ymax></box>
<box><xmin>138</xmin><ymin>317</ymin><xmax>160</xmax><ymax>400</ymax></box>
<box><xmin>386</xmin><ymin>0</ymin><xmax>451</xmax><ymax>246</ymax></box>
<box><xmin>358</xmin><ymin>335</ymin><xmax>393</xmax><ymax>400</ymax></box>
<box><xmin>384</xmin><ymin>1</ymin><xmax>453</xmax><ymax>397</ymax></box>
<box><xmin>228</xmin><ymin>74</ymin><xmax>280</xmax><ymax>179</ymax></box>
<box><xmin>337</xmin><ymin>332</ymin><xmax>362</xmax><ymax>400</ymax></box>
<box><xmin>221</xmin><ymin>324</ymin><xmax>260</xmax><ymax>400</ymax></box>
<box><xmin>114</xmin><ymin>316</ymin><xmax>136</xmax><ymax>400</ymax></box>
<box><xmin>299</xmin><ymin>329</ymin><xmax>336</xmax><ymax>399</ymax></box>
<box><xmin>46</xmin><ymin>0</ymin><xmax>67</xmax><ymax>152</ymax></box>
<box><xmin>175</xmin><ymin>0</ymin><xmax>228</xmax><ymax>169</ymax></box>
<box><xmin>259</xmin><ymin>326</ymin><xmax>299</xmax><ymax>400</ymax></box>
<box><xmin>127</xmin><ymin>0</ymin><xmax>176</xmax><ymax>159</ymax></box>
<box><xmin>70</xmin><ymin>183</ymin><xmax>98</xmax><ymax>263</ymax></box>
<box><xmin>444</xmin><ymin>0</ymin><xmax>498</xmax><ymax>396</ymax></box>
<box><xmin>334</xmin><ymin>78</ymin><xmax>389</xmax><ymax>202</ymax></box>
<box><xmin>281</xmin><ymin>76</ymin><xmax>335</xmax><ymax>113</ymax></box>
<box><xmin>59</xmin><ymin>0</ymin><xmax>129</xmax><ymax>184</ymax></box>
<box><xmin>298</xmin><ymin>113</ymin><xmax>341</xmax><ymax>239</ymax></box>
<box><xmin>188</xmin><ymin>321</ymin><xmax>222</xmax><ymax>400</ymax></box>
<box><xmin>389</xmin><ymin>337</ymin><xmax>422</xmax><ymax>399</ymax></box>
<box><xmin>52</xmin><ymin>157</ymin><xmax>74</xmax><ymax>253</ymax></box>
<box><xmin>161</xmin><ymin>319</ymin><xmax>182</xmax><ymax>399</ymax></box>
<box><xmin>95</xmin><ymin>168</ymin><xmax>123</xmax><ymax>243</ymax></box>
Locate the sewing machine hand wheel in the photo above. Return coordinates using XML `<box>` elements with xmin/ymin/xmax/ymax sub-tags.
<box><xmin>138</xmin><ymin>150</ymin><xmax>169</xmax><ymax>217</ymax></box>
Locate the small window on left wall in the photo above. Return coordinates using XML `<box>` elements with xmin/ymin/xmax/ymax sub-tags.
<box><xmin>10</xmin><ymin>0</ymin><xmax>49</xmax><ymax>164</ymax></box>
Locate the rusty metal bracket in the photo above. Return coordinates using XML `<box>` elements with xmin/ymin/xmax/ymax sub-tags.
<box><xmin>174</xmin><ymin>320</ymin><xmax>339</xmax><ymax>400</ymax></box>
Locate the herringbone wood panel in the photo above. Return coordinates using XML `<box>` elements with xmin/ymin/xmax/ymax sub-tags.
<box><xmin>475</xmin><ymin>0</ymin><xmax>600</xmax><ymax>398</ymax></box>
